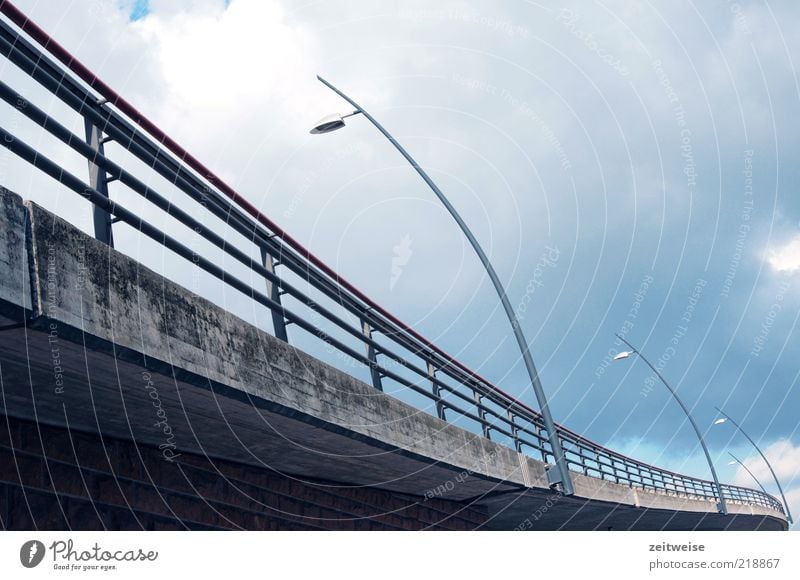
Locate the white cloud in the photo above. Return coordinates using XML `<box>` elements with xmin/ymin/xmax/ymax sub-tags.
<box><xmin>129</xmin><ymin>0</ymin><xmax>327</xmax><ymax>159</ymax></box>
<box><xmin>786</xmin><ymin>487</ymin><xmax>800</xmax><ymax>531</ymax></box>
<box><xmin>732</xmin><ymin>438</ymin><xmax>800</xmax><ymax>529</ymax></box>
<box><xmin>767</xmin><ymin>235</ymin><xmax>800</xmax><ymax>273</ymax></box>
<box><xmin>733</xmin><ymin>438</ymin><xmax>800</xmax><ymax>487</ymax></box>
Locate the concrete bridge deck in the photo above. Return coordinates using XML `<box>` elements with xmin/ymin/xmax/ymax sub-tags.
<box><xmin>0</xmin><ymin>188</ymin><xmax>787</xmax><ymax>530</ymax></box>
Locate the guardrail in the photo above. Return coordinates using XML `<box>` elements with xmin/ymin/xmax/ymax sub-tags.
<box><xmin>0</xmin><ymin>1</ymin><xmax>785</xmax><ymax>516</ymax></box>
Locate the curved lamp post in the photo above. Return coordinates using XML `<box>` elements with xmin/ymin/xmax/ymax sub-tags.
<box><xmin>714</xmin><ymin>407</ymin><xmax>793</xmax><ymax>523</ymax></box>
<box><xmin>613</xmin><ymin>334</ymin><xmax>727</xmax><ymax>514</ymax></box>
<box><xmin>727</xmin><ymin>452</ymin><xmax>767</xmax><ymax>495</ymax></box>
<box><xmin>310</xmin><ymin>75</ymin><xmax>574</xmax><ymax>495</ymax></box>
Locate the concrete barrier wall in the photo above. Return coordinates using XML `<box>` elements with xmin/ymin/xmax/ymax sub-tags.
<box><xmin>0</xmin><ymin>187</ymin><xmax>787</xmax><ymax>530</ymax></box>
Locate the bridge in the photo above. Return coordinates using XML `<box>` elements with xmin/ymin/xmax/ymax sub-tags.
<box><xmin>0</xmin><ymin>1</ymin><xmax>788</xmax><ymax>530</ymax></box>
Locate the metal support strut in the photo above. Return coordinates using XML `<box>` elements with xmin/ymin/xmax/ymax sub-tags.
<box><xmin>261</xmin><ymin>247</ymin><xmax>288</xmax><ymax>342</ymax></box>
<box><xmin>361</xmin><ymin>320</ymin><xmax>383</xmax><ymax>391</ymax></box>
<box><xmin>84</xmin><ymin>117</ymin><xmax>113</xmax><ymax>247</ymax></box>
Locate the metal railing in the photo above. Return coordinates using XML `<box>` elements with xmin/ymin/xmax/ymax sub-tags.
<box><xmin>0</xmin><ymin>1</ymin><xmax>784</xmax><ymax>517</ymax></box>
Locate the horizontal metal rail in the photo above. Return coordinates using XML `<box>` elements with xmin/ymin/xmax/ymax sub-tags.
<box><xmin>0</xmin><ymin>2</ymin><xmax>784</xmax><ymax>516</ymax></box>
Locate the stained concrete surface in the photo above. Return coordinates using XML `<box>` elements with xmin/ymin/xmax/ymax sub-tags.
<box><xmin>0</xmin><ymin>188</ymin><xmax>787</xmax><ymax>530</ymax></box>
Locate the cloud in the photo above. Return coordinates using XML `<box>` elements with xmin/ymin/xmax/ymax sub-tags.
<box><xmin>732</xmin><ymin>438</ymin><xmax>800</xmax><ymax>529</ymax></box>
<box><xmin>129</xmin><ymin>0</ymin><xmax>324</xmax><ymax>152</ymax></box>
<box><xmin>733</xmin><ymin>438</ymin><xmax>800</xmax><ymax>488</ymax></box>
<box><xmin>786</xmin><ymin>487</ymin><xmax>800</xmax><ymax>531</ymax></box>
<box><xmin>767</xmin><ymin>235</ymin><xmax>800</xmax><ymax>273</ymax></box>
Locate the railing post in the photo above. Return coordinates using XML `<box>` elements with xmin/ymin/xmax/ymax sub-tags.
<box><xmin>582</xmin><ymin>451</ymin><xmax>589</xmax><ymax>476</ymax></box>
<box><xmin>260</xmin><ymin>247</ymin><xmax>288</xmax><ymax>342</ymax></box>
<box><xmin>508</xmin><ymin>410</ymin><xmax>522</xmax><ymax>452</ymax></box>
<box><xmin>473</xmin><ymin>391</ymin><xmax>491</xmax><ymax>439</ymax></box>
<box><xmin>427</xmin><ymin>362</ymin><xmax>446</xmax><ymax>420</ymax></box>
<box><xmin>535</xmin><ymin>424</ymin><xmax>548</xmax><ymax>463</ymax></box>
<box><xmin>84</xmin><ymin>116</ymin><xmax>113</xmax><ymax>246</ymax></box>
<box><xmin>361</xmin><ymin>319</ymin><xmax>383</xmax><ymax>391</ymax></box>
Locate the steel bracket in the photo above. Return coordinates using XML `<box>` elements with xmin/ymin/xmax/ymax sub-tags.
<box><xmin>546</xmin><ymin>465</ymin><xmax>564</xmax><ymax>488</ymax></box>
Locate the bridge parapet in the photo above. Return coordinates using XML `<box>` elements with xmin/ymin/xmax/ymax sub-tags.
<box><xmin>0</xmin><ymin>188</ymin><xmax>787</xmax><ymax>530</ymax></box>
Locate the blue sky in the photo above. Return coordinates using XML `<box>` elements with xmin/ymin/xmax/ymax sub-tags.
<box><xmin>129</xmin><ymin>0</ymin><xmax>148</xmax><ymax>20</ymax></box>
<box><xmin>2</xmin><ymin>0</ymin><xmax>799</xmax><ymax>525</ymax></box>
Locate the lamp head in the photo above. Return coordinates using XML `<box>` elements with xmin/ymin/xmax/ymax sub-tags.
<box><xmin>310</xmin><ymin>113</ymin><xmax>347</xmax><ymax>134</ymax></box>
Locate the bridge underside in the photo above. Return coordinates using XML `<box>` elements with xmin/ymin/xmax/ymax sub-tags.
<box><xmin>0</xmin><ymin>188</ymin><xmax>787</xmax><ymax>531</ymax></box>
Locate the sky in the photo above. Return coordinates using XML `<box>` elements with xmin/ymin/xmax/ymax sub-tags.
<box><xmin>1</xmin><ymin>0</ymin><xmax>798</xmax><ymax>527</ymax></box>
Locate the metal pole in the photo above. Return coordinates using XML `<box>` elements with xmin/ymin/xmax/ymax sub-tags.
<box><xmin>260</xmin><ymin>247</ymin><xmax>288</xmax><ymax>342</ymax></box>
<box><xmin>427</xmin><ymin>362</ymin><xmax>446</xmax><ymax>421</ymax></box>
<box><xmin>84</xmin><ymin>117</ymin><xmax>113</xmax><ymax>246</ymax></box>
<box><xmin>715</xmin><ymin>406</ymin><xmax>793</xmax><ymax>523</ymax></box>
<box><xmin>361</xmin><ymin>319</ymin><xmax>383</xmax><ymax>391</ymax></box>
<box><xmin>727</xmin><ymin>452</ymin><xmax>767</xmax><ymax>495</ymax></box>
<box><xmin>317</xmin><ymin>75</ymin><xmax>574</xmax><ymax>495</ymax></box>
<box><xmin>615</xmin><ymin>334</ymin><xmax>727</xmax><ymax>514</ymax></box>
<box><xmin>473</xmin><ymin>391</ymin><xmax>491</xmax><ymax>439</ymax></box>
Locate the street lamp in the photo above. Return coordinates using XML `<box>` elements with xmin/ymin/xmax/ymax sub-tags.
<box><xmin>613</xmin><ymin>334</ymin><xmax>728</xmax><ymax>514</ymax></box>
<box><xmin>727</xmin><ymin>452</ymin><xmax>767</xmax><ymax>495</ymax></box>
<box><xmin>713</xmin><ymin>407</ymin><xmax>793</xmax><ymax>523</ymax></box>
<box><xmin>310</xmin><ymin>75</ymin><xmax>575</xmax><ymax>495</ymax></box>
<box><xmin>310</xmin><ymin>111</ymin><xmax>361</xmax><ymax>134</ymax></box>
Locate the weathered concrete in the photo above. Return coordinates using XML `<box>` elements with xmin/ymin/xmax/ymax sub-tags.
<box><xmin>0</xmin><ymin>189</ymin><xmax>30</xmax><ymax>325</ymax></box>
<box><xmin>0</xmin><ymin>188</ymin><xmax>788</xmax><ymax>530</ymax></box>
